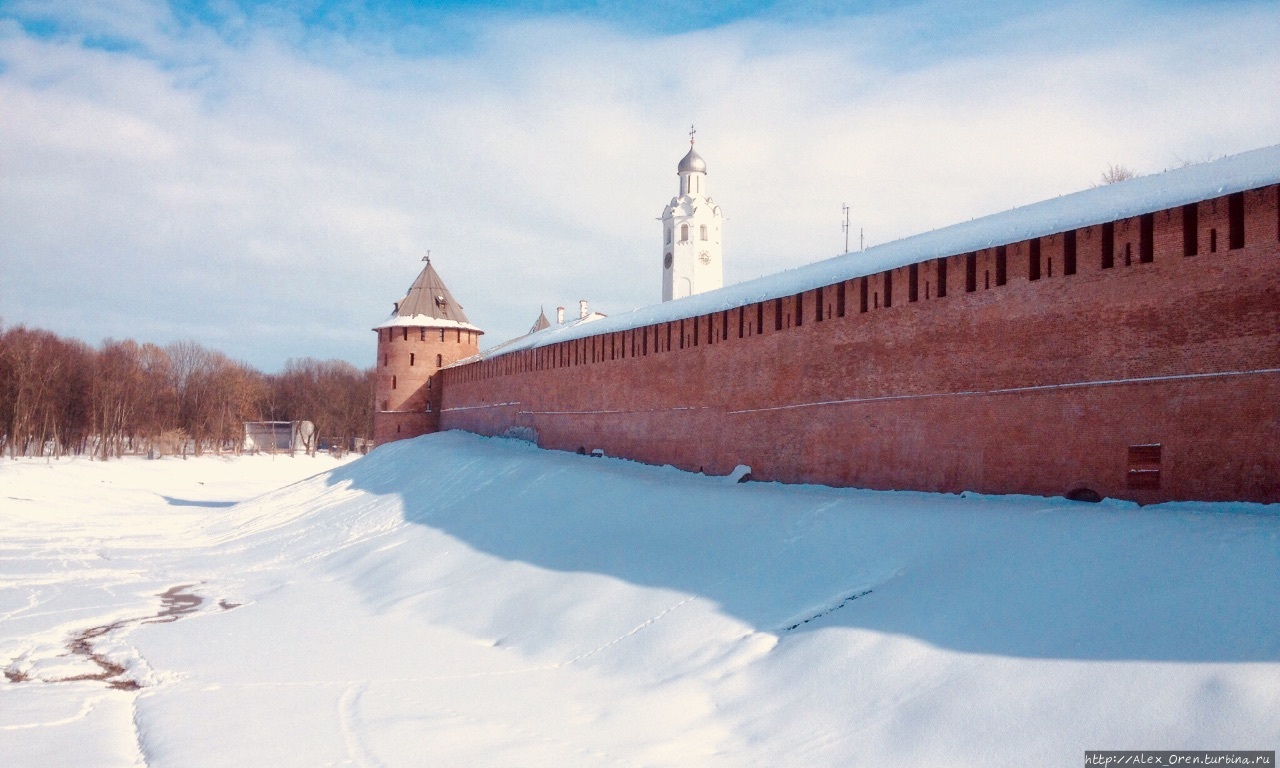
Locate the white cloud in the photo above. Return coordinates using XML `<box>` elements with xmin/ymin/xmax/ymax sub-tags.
<box><xmin>1</xmin><ymin>1</ymin><xmax>1277</xmax><ymax>369</ymax></box>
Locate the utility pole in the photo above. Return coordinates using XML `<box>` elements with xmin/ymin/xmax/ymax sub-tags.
<box><xmin>842</xmin><ymin>204</ymin><xmax>850</xmax><ymax>254</ymax></box>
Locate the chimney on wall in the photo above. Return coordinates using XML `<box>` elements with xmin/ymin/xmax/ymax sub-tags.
<box><xmin>579</xmin><ymin>299</ymin><xmax>588</xmax><ymax>319</ymax></box>
<box><xmin>556</xmin><ymin>306</ymin><xmax>565</xmax><ymax>324</ymax></box>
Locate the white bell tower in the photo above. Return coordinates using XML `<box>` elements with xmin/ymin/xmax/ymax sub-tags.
<box><xmin>661</xmin><ymin>126</ymin><xmax>724</xmax><ymax>302</ymax></box>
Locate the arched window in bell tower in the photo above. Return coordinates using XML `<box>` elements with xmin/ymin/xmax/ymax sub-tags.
<box><xmin>681</xmin><ymin>224</ymin><xmax>689</xmax><ymax>241</ymax></box>
<box><xmin>700</xmin><ymin>225</ymin><xmax>708</xmax><ymax>241</ymax></box>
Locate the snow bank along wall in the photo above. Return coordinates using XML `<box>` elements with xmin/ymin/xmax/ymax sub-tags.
<box><xmin>438</xmin><ymin>180</ymin><xmax>1280</xmax><ymax>504</ymax></box>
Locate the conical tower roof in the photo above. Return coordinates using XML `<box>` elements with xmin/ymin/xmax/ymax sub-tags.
<box><xmin>373</xmin><ymin>259</ymin><xmax>483</xmax><ymax>332</ymax></box>
<box><xmin>528</xmin><ymin>307</ymin><xmax>551</xmax><ymax>335</ymax></box>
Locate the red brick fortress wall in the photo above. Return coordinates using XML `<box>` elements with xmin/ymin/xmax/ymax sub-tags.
<box><xmin>440</xmin><ymin>185</ymin><xmax>1280</xmax><ymax>503</ymax></box>
<box><xmin>373</xmin><ymin>325</ymin><xmax>480</xmax><ymax>445</ymax></box>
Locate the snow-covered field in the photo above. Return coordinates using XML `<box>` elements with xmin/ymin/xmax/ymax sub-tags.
<box><xmin>2</xmin><ymin>433</ymin><xmax>1277</xmax><ymax>767</ymax></box>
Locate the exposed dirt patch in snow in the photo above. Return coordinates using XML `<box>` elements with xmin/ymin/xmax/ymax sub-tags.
<box><xmin>781</xmin><ymin>590</ymin><xmax>874</xmax><ymax>632</ymax></box>
<box><xmin>62</xmin><ymin>621</ymin><xmax>139</xmax><ymax>691</ymax></box>
<box><xmin>144</xmin><ymin>585</ymin><xmax>204</xmax><ymax>625</ymax></box>
<box><xmin>5</xmin><ymin>584</ymin><xmax>215</xmax><ymax>692</ymax></box>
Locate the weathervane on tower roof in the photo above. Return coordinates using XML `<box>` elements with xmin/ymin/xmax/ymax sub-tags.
<box><xmin>422</xmin><ymin>250</ymin><xmax>431</xmax><ymax>264</ymax></box>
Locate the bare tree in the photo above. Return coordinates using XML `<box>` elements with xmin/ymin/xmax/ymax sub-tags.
<box><xmin>1099</xmin><ymin>164</ymin><xmax>1137</xmax><ymax>185</ymax></box>
<box><xmin>1</xmin><ymin>326</ymin><xmax>372</xmax><ymax>458</ymax></box>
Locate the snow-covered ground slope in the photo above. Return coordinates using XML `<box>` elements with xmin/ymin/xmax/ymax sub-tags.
<box><xmin>2</xmin><ymin>434</ymin><xmax>1277</xmax><ymax>766</ymax></box>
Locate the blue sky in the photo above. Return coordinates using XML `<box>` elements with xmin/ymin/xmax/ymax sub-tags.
<box><xmin>1</xmin><ymin>0</ymin><xmax>1277</xmax><ymax>370</ymax></box>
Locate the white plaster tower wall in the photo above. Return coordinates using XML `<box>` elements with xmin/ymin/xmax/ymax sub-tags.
<box><xmin>662</xmin><ymin>134</ymin><xmax>724</xmax><ymax>302</ymax></box>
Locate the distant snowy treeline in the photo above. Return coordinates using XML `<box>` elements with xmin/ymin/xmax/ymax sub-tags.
<box><xmin>0</xmin><ymin>324</ymin><xmax>374</xmax><ymax>459</ymax></box>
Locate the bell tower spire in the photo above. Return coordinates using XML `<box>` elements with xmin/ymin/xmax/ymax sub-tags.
<box><xmin>661</xmin><ymin>129</ymin><xmax>724</xmax><ymax>302</ymax></box>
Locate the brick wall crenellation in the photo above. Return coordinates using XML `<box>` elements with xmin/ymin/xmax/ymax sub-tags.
<box><xmin>437</xmin><ymin>185</ymin><xmax>1280</xmax><ymax>502</ymax></box>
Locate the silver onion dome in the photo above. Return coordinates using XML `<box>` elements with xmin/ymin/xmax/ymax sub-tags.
<box><xmin>678</xmin><ymin>146</ymin><xmax>707</xmax><ymax>174</ymax></box>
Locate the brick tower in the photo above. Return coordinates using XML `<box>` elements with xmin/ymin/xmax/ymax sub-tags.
<box><xmin>373</xmin><ymin>257</ymin><xmax>483</xmax><ymax>445</ymax></box>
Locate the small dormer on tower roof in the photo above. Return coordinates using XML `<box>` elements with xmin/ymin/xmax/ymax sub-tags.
<box><xmin>374</xmin><ymin>257</ymin><xmax>483</xmax><ymax>332</ymax></box>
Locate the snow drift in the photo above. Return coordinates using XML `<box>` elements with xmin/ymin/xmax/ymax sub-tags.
<box><xmin>1</xmin><ymin>432</ymin><xmax>1277</xmax><ymax>766</ymax></box>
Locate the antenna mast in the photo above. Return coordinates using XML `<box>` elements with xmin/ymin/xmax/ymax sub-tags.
<box><xmin>842</xmin><ymin>204</ymin><xmax>850</xmax><ymax>254</ymax></box>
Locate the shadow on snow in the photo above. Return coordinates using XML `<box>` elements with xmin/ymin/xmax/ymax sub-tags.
<box><xmin>325</xmin><ymin>431</ymin><xmax>1280</xmax><ymax>664</ymax></box>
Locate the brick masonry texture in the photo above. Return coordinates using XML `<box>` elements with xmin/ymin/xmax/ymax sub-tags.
<box><xmin>435</xmin><ymin>185</ymin><xmax>1280</xmax><ymax>503</ymax></box>
<box><xmin>373</xmin><ymin>326</ymin><xmax>480</xmax><ymax>445</ymax></box>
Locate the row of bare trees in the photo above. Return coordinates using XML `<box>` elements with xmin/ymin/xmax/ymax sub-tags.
<box><xmin>0</xmin><ymin>323</ymin><xmax>374</xmax><ymax>459</ymax></box>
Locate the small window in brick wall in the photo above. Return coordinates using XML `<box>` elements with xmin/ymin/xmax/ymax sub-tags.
<box><xmin>908</xmin><ymin>263</ymin><xmax>919</xmax><ymax>302</ymax></box>
<box><xmin>1127</xmin><ymin>444</ymin><xmax>1162</xmax><ymax>490</ymax></box>
<box><xmin>1140</xmin><ymin>213</ymin><xmax>1154</xmax><ymax>262</ymax></box>
<box><xmin>1064</xmin><ymin>230</ymin><xmax>1078</xmax><ymax>275</ymax></box>
<box><xmin>884</xmin><ymin>271</ymin><xmax>893</xmax><ymax>307</ymax></box>
<box><xmin>860</xmin><ymin>278</ymin><xmax>869</xmax><ymax>312</ymax></box>
<box><xmin>1183</xmin><ymin>204</ymin><xmax>1198</xmax><ymax>256</ymax></box>
<box><xmin>1102</xmin><ymin>222</ymin><xmax>1115</xmax><ymax>269</ymax></box>
<box><xmin>1228</xmin><ymin>192</ymin><xmax>1245</xmax><ymax>249</ymax></box>
<box><xmin>410</xmin><ymin>353</ymin><xmax>415</xmax><ymax>366</ymax></box>
<box><xmin>936</xmin><ymin>258</ymin><xmax>948</xmax><ymax>297</ymax></box>
<box><xmin>392</xmin><ymin>376</ymin><xmax>397</xmax><ymax>389</ymax></box>
<box><xmin>837</xmin><ymin>281</ymin><xmax>847</xmax><ymax>316</ymax></box>
<box><xmin>420</xmin><ymin>328</ymin><xmax>426</xmax><ymax>341</ymax></box>
<box><xmin>436</xmin><ymin>354</ymin><xmax>442</xmax><ymax>367</ymax></box>
<box><xmin>1029</xmin><ymin>239</ymin><xmax>1041</xmax><ymax>281</ymax></box>
<box><xmin>995</xmin><ymin>246</ymin><xmax>1007</xmax><ymax>286</ymax></box>
<box><xmin>440</xmin><ymin>329</ymin><xmax>445</xmax><ymax>342</ymax></box>
<box><xmin>966</xmin><ymin>253</ymin><xmax>977</xmax><ymax>292</ymax></box>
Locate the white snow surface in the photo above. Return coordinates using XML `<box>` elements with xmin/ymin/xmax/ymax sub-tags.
<box><xmin>471</xmin><ymin>143</ymin><xmax>1280</xmax><ymax>359</ymax></box>
<box><xmin>1</xmin><ymin>434</ymin><xmax>1277</xmax><ymax>766</ymax></box>
<box><xmin>372</xmin><ymin>315</ymin><xmax>484</xmax><ymax>333</ymax></box>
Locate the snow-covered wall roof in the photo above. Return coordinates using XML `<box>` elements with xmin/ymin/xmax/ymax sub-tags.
<box><xmin>468</xmin><ymin>144</ymin><xmax>1280</xmax><ymax>361</ymax></box>
<box><xmin>375</xmin><ymin>315</ymin><xmax>484</xmax><ymax>333</ymax></box>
